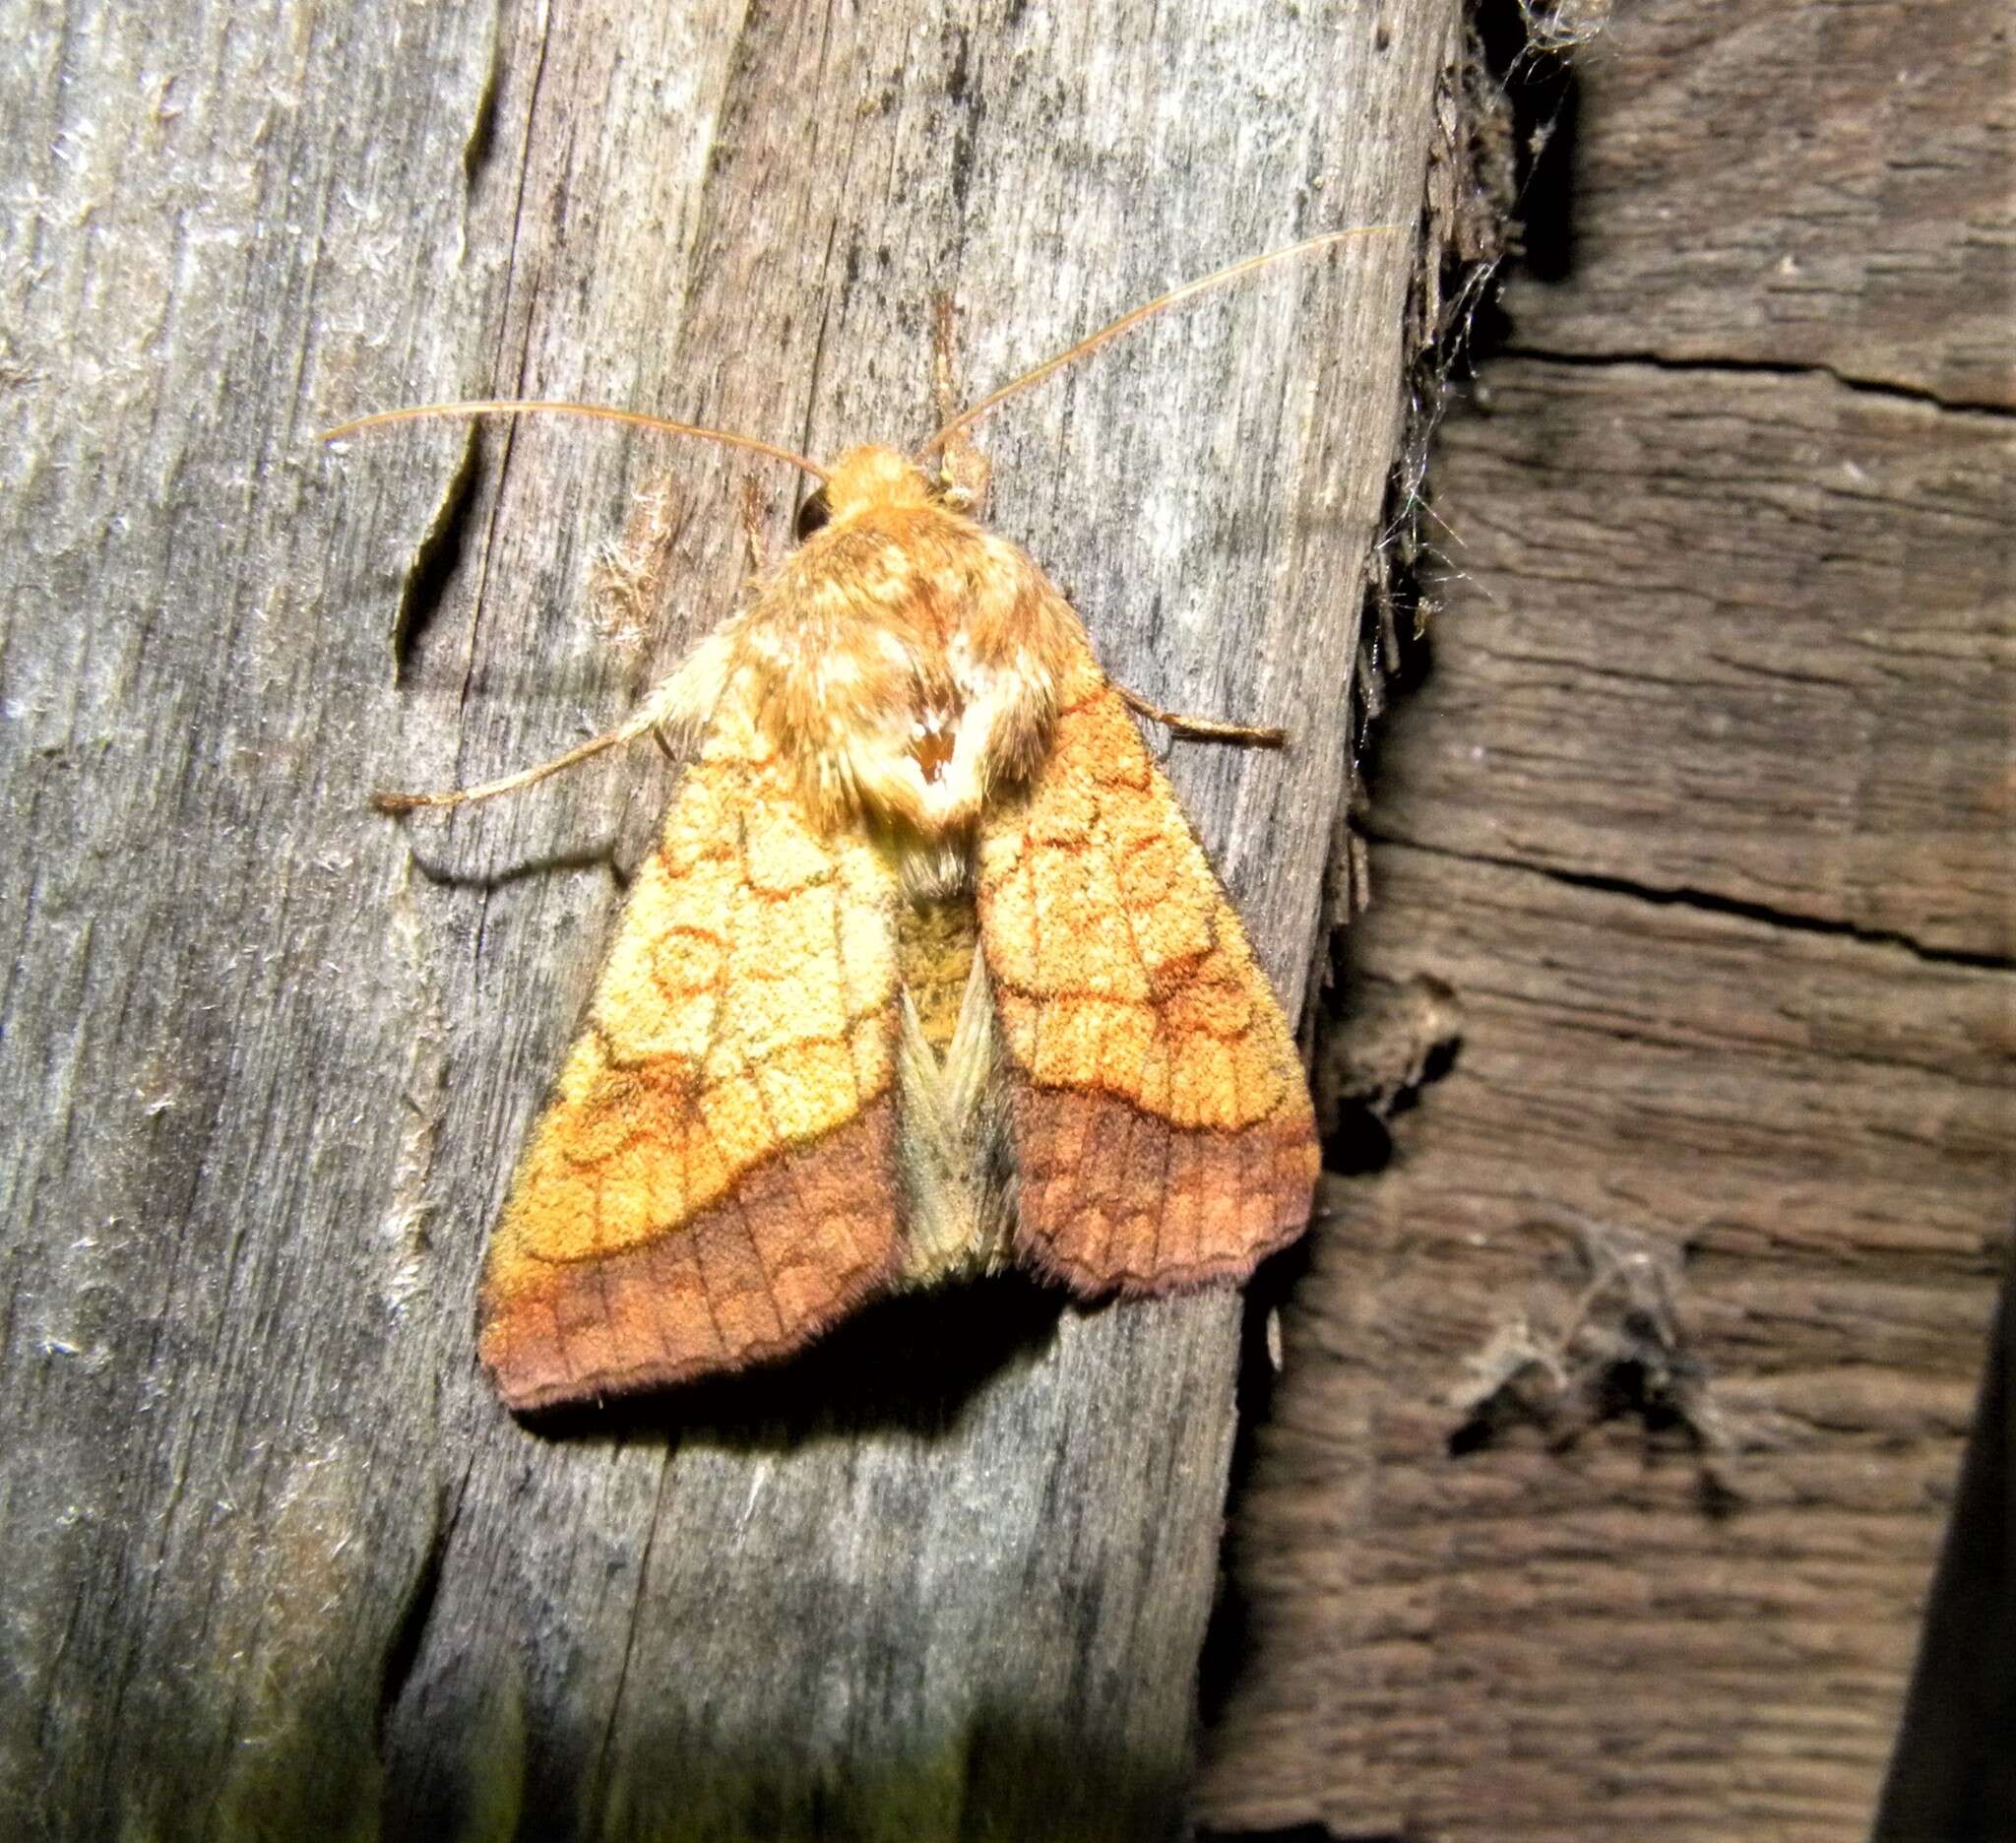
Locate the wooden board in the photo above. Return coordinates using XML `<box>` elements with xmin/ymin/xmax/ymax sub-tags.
<box><xmin>1200</xmin><ymin>852</ymin><xmax>2005</xmax><ymax>1839</ymax></box>
<box><xmin>0</xmin><ymin>0</ymin><xmax>1459</xmax><ymax>1835</ymax></box>
<box><xmin>1369</xmin><ymin>360</ymin><xmax>2013</xmax><ymax>964</ymax></box>
<box><xmin>1496</xmin><ymin>0</ymin><xmax>2014</xmax><ymax>410</ymax></box>
<box><xmin>1194</xmin><ymin>0</ymin><xmax>2014</xmax><ymax>1834</ymax></box>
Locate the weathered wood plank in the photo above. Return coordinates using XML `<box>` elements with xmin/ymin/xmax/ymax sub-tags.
<box><xmin>1373</xmin><ymin>359</ymin><xmax>2014</xmax><ymax>962</ymax></box>
<box><xmin>1197</xmin><ymin>848</ymin><xmax>2007</xmax><ymax>1841</ymax></box>
<box><xmin>0</xmin><ymin>0</ymin><xmax>1456</xmax><ymax>1834</ymax></box>
<box><xmin>1497</xmin><ymin>0</ymin><xmax>2015</xmax><ymax>409</ymax></box>
<box><xmin>1193</xmin><ymin>0</ymin><xmax>2013</xmax><ymax>1831</ymax></box>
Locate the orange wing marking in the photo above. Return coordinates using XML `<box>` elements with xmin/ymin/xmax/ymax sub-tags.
<box><xmin>478</xmin><ymin>694</ymin><xmax>907</xmax><ymax>1407</ymax></box>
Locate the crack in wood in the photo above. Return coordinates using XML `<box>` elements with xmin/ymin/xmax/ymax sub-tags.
<box><xmin>390</xmin><ymin>423</ymin><xmax>482</xmax><ymax>684</ymax></box>
<box><xmin>1364</xmin><ymin>827</ymin><xmax>2016</xmax><ymax>972</ymax></box>
<box><xmin>1490</xmin><ymin>344</ymin><xmax>2016</xmax><ymax>421</ymax></box>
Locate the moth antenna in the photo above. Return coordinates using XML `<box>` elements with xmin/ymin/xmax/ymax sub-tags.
<box><xmin>323</xmin><ymin>400</ymin><xmax>831</xmax><ymax>484</ymax></box>
<box><xmin>916</xmin><ymin>224</ymin><xmax>1402</xmax><ymax>459</ymax></box>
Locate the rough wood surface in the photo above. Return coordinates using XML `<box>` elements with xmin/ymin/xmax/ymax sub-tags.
<box><xmin>1195</xmin><ymin>0</ymin><xmax>2013</xmax><ymax>1836</ymax></box>
<box><xmin>0</xmin><ymin>0</ymin><xmax>1456</xmax><ymax>1835</ymax></box>
<box><xmin>1495</xmin><ymin>0</ymin><xmax>2014</xmax><ymax>410</ymax></box>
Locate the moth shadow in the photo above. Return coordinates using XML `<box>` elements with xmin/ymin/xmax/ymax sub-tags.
<box><xmin>401</xmin><ymin>840</ymin><xmax>627</xmax><ymax>893</ymax></box>
<box><xmin>522</xmin><ymin>1271</ymin><xmax>1067</xmax><ymax>1449</ymax></box>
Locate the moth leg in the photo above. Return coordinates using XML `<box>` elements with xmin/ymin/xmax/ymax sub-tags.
<box><xmin>929</xmin><ymin>292</ymin><xmax>991</xmax><ymax>514</ymax></box>
<box><xmin>738</xmin><ymin>475</ymin><xmax>769</xmax><ymax>574</ymax></box>
<box><xmin>370</xmin><ymin>713</ymin><xmax>659</xmax><ymax>813</ymax></box>
<box><xmin>1111</xmin><ymin>680</ymin><xmax>1288</xmax><ymax>749</ymax></box>
<box><xmin>375</xmin><ymin>629</ymin><xmax>735</xmax><ymax>813</ymax></box>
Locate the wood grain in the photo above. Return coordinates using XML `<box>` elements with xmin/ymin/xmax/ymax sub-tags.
<box><xmin>0</xmin><ymin>0</ymin><xmax>1455</xmax><ymax>1834</ymax></box>
<box><xmin>1496</xmin><ymin>0</ymin><xmax>2014</xmax><ymax>409</ymax></box>
<box><xmin>1372</xmin><ymin>359</ymin><xmax>2014</xmax><ymax>963</ymax></box>
<box><xmin>1195</xmin><ymin>0</ymin><xmax>2013</xmax><ymax>1834</ymax></box>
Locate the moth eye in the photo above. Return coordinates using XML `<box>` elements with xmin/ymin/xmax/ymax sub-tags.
<box><xmin>794</xmin><ymin>488</ymin><xmax>831</xmax><ymax>541</ymax></box>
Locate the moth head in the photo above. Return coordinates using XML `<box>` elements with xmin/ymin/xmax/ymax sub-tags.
<box><xmin>801</xmin><ymin>445</ymin><xmax>937</xmax><ymax>538</ymax></box>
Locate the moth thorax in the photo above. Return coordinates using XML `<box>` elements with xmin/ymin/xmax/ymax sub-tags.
<box><xmin>911</xmin><ymin>703</ymin><xmax>959</xmax><ymax>785</ymax></box>
<box><xmin>822</xmin><ymin>444</ymin><xmax>936</xmax><ymax>518</ymax></box>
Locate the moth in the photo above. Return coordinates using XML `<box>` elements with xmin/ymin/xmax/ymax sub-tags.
<box><xmin>341</xmin><ymin>234</ymin><xmax>1370</xmax><ymax>1410</ymax></box>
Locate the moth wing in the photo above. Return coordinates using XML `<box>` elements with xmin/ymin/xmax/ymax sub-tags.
<box><xmin>478</xmin><ymin>693</ymin><xmax>907</xmax><ymax>1409</ymax></box>
<box><xmin>977</xmin><ymin>644</ymin><xmax>1320</xmax><ymax>1294</ymax></box>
